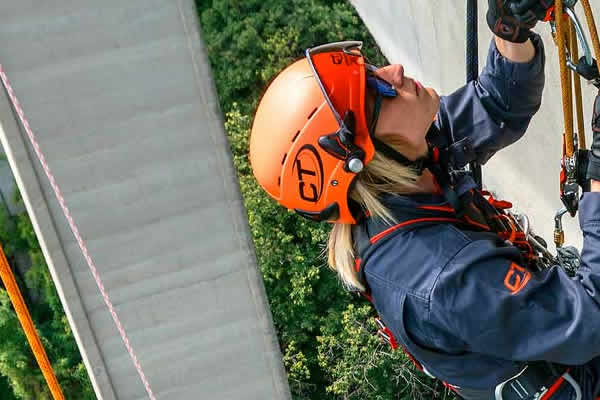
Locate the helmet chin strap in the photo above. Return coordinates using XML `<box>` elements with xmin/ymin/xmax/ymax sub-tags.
<box><xmin>369</xmin><ymin>92</ymin><xmax>432</xmax><ymax>177</ymax></box>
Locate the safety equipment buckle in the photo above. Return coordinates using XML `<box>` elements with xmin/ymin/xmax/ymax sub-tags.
<box><xmin>558</xmin><ymin>130</ymin><xmax>581</xmax><ymax>224</ymax></box>
<box><xmin>317</xmin><ymin>111</ymin><xmax>367</xmax><ymax>173</ymax></box>
<box><xmin>495</xmin><ymin>365</ymin><xmax>582</xmax><ymax>400</ymax></box>
<box><xmin>560</xmin><ymin>151</ymin><xmax>580</xmax><ymax>218</ymax></box>
<box><xmin>560</xmin><ymin>181</ymin><xmax>579</xmax><ymax>216</ymax></box>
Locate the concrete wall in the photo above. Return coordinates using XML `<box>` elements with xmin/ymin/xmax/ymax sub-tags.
<box><xmin>0</xmin><ymin>150</ymin><xmax>24</xmax><ymax>216</ymax></box>
<box><xmin>0</xmin><ymin>1</ymin><xmax>290</xmax><ymax>399</ymax></box>
<box><xmin>351</xmin><ymin>0</ymin><xmax>600</xmax><ymax>249</ymax></box>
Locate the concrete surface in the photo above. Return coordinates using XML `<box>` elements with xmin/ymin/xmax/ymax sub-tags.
<box><xmin>350</xmin><ymin>0</ymin><xmax>600</xmax><ymax>250</ymax></box>
<box><xmin>0</xmin><ymin>149</ymin><xmax>24</xmax><ymax>216</ymax></box>
<box><xmin>0</xmin><ymin>1</ymin><xmax>290</xmax><ymax>399</ymax></box>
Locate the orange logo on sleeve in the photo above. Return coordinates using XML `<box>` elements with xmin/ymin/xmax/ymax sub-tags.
<box><xmin>504</xmin><ymin>263</ymin><xmax>531</xmax><ymax>295</ymax></box>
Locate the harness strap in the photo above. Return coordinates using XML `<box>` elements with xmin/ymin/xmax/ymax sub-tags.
<box><xmin>354</xmin><ymin>189</ymin><xmax>539</xmax><ymax>283</ymax></box>
<box><xmin>352</xmin><ymin>190</ymin><xmax>562</xmax><ymax>398</ymax></box>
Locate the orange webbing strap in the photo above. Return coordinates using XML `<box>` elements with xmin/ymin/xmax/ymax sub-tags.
<box><xmin>569</xmin><ymin>19</ymin><xmax>587</xmax><ymax>148</ymax></box>
<box><xmin>0</xmin><ymin>244</ymin><xmax>64</xmax><ymax>400</ymax></box>
<box><xmin>556</xmin><ymin>0</ymin><xmax>575</xmax><ymax>156</ymax></box>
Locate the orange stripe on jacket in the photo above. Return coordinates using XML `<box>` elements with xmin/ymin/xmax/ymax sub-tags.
<box><xmin>370</xmin><ymin>218</ymin><xmax>463</xmax><ymax>244</ymax></box>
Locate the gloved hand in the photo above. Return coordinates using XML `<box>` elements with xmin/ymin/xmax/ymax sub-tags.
<box><xmin>586</xmin><ymin>91</ymin><xmax>600</xmax><ymax>182</ymax></box>
<box><xmin>487</xmin><ymin>0</ymin><xmax>554</xmax><ymax>43</ymax></box>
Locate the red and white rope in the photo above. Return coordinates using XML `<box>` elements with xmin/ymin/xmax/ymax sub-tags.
<box><xmin>0</xmin><ymin>64</ymin><xmax>156</xmax><ymax>400</ymax></box>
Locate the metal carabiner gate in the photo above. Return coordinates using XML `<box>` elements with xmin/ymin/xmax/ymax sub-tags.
<box><xmin>550</xmin><ymin>2</ymin><xmax>600</xmax><ymax>86</ymax></box>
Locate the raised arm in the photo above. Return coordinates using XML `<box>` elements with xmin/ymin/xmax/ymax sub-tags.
<box><xmin>434</xmin><ymin>33</ymin><xmax>545</xmax><ymax>165</ymax></box>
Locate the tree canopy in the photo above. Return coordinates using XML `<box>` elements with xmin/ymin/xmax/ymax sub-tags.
<box><xmin>0</xmin><ymin>189</ymin><xmax>94</xmax><ymax>399</ymax></box>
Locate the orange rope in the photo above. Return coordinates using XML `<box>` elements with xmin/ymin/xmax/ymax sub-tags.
<box><xmin>0</xmin><ymin>243</ymin><xmax>65</xmax><ymax>399</ymax></box>
<box><xmin>580</xmin><ymin>0</ymin><xmax>600</xmax><ymax>71</ymax></box>
<box><xmin>569</xmin><ymin>18</ymin><xmax>586</xmax><ymax>148</ymax></box>
<box><xmin>555</xmin><ymin>0</ymin><xmax>575</xmax><ymax>156</ymax></box>
<box><xmin>566</xmin><ymin>26</ymin><xmax>574</xmax><ymax>138</ymax></box>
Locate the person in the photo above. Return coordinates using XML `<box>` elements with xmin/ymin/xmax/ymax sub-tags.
<box><xmin>250</xmin><ymin>1</ymin><xmax>600</xmax><ymax>399</ymax></box>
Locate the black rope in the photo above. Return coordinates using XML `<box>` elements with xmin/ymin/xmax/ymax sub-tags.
<box><xmin>467</xmin><ymin>0</ymin><xmax>483</xmax><ymax>188</ymax></box>
<box><xmin>466</xmin><ymin>0</ymin><xmax>479</xmax><ymax>82</ymax></box>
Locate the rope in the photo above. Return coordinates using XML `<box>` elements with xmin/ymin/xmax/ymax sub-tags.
<box><xmin>566</xmin><ymin>27</ymin><xmax>575</xmax><ymax>140</ymax></box>
<box><xmin>467</xmin><ymin>0</ymin><xmax>483</xmax><ymax>188</ymax></box>
<box><xmin>550</xmin><ymin>1</ymin><xmax>600</xmax><ymax>244</ymax></box>
<box><xmin>569</xmin><ymin>19</ymin><xmax>586</xmax><ymax>148</ymax></box>
<box><xmin>555</xmin><ymin>0</ymin><xmax>576</xmax><ymax>157</ymax></box>
<box><xmin>0</xmin><ymin>244</ymin><xmax>65</xmax><ymax>399</ymax></box>
<box><xmin>466</xmin><ymin>0</ymin><xmax>479</xmax><ymax>82</ymax></box>
<box><xmin>0</xmin><ymin>65</ymin><xmax>157</xmax><ymax>400</ymax></box>
<box><xmin>580</xmin><ymin>0</ymin><xmax>600</xmax><ymax>70</ymax></box>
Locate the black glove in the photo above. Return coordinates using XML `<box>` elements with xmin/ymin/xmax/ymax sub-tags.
<box><xmin>586</xmin><ymin>92</ymin><xmax>600</xmax><ymax>182</ymax></box>
<box><xmin>487</xmin><ymin>0</ymin><xmax>554</xmax><ymax>43</ymax></box>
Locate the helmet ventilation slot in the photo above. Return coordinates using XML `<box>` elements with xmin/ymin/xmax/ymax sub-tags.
<box><xmin>307</xmin><ymin>107</ymin><xmax>317</xmax><ymax>120</ymax></box>
<box><xmin>292</xmin><ymin>130</ymin><xmax>301</xmax><ymax>143</ymax></box>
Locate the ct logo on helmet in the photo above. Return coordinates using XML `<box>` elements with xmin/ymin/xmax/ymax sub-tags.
<box><xmin>330</xmin><ymin>53</ymin><xmax>360</xmax><ymax>66</ymax></box>
<box><xmin>331</xmin><ymin>54</ymin><xmax>344</xmax><ymax>65</ymax></box>
<box><xmin>293</xmin><ymin>145</ymin><xmax>324</xmax><ymax>203</ymax></box>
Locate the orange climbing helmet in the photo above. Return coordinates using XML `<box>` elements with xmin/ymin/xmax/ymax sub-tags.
<box><xmin>250</xmin><ymin>41</ymin><xmax>377</xmax><ymax>224</ymax></box>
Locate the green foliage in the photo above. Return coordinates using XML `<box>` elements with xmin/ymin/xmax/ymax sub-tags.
<box><xmin>0</xmin><ymin>193</ymin><xmax>94</xmax><ymax>399</ymax></box>
<box><xmin>317</xmin><ymin>303</ymin><xmax>447</xmax><ymax>400</ymax></box>
<box><xmin>200</xmin><ymin>1</ymin><xmax>455</xmax><ymax>398</ymax></box>
<box><xmin>0</xmin><ymin>372</ymin><xmax>15</xmax><ymax>400</ymax></box>
<box><xmin>198</xmin><ymin>0</ymin><xmax>385</xmax><ymax>116</ymax></box>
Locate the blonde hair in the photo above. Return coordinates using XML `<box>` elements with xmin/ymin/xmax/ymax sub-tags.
<box><xmin>327</xmin><ymin>142</ymin><xmax>421</xmax><ymax>292</ymax></box>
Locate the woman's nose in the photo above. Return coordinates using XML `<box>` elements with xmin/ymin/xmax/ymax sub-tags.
<box><xmin>375</xmin><ymin>64</ymin><xmax>404</xmax><ymax>88</ymax></box>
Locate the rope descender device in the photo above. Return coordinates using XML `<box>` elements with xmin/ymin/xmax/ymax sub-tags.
<box><xmin>547</xmin><ymin>0</ymin><xmax>600</xmax><ymax>248</ymax></box>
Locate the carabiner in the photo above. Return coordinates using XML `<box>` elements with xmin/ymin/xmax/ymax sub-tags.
<box><xmin>550</xmin><ymin>5</ymin><xmax>600</xmax><ymax>85</ymax></box>
<box><xmin>554</xmin><ymin>206</ymin><xmax>569</xmax><ymax>248</ymax></box>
